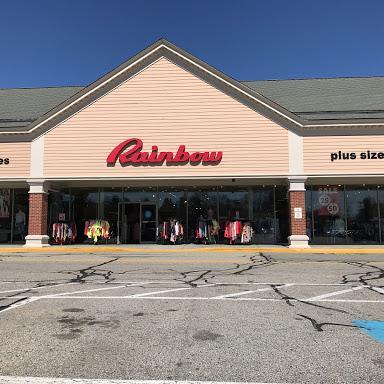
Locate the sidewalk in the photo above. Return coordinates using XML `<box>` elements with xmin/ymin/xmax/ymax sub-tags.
<box><xmin>2</xmin><ymin>243</ymin><xmax>384</xmax><ymax>254</ymax></box>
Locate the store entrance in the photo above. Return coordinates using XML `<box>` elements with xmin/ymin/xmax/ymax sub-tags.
<box><xmin>118</xmin><ymin>202</ymin><xmax>157</xmax><ymax>244</ymax></box>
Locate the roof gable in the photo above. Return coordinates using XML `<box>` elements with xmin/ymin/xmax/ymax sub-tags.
<box><xmin>2</xmin><ymin>39</ymin><xmax>384</xmax><ymax>141</ymax></box>
<box><xmin>0</xmin><ymin>39</ymin><xmax>305</xmax><ymax>141</ymax></box>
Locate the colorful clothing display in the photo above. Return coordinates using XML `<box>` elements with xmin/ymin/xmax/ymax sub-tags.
<box><xmin>196</xmin><ymin>220</ymin><xmax>209</xmax><ymax>240</ymax></box>
<box><xmin>224</xmin><ymin>220</ymin><xmax>253</xmax><ymax>244</ymax></box>
<box><xmin>241</xmin><ymin>222</ymin><xmax>253</xmax><ymax>244</ymax></box>
<box><xmin>195</xmin><ymin>219</ymin><xmax>220</xmax><ymax>244</ymax></box>
<box><xmin>158</xmin><ymin>220</ymin><xmax>184</xmax><ymax>243</ymax></box>
<box><xmin>51</xmin><ymin>222</ymin><xmax>77</xmax><ymax>244</ymax></box>
<box><xmin>84</xmin><ymin>219</ymin><xmax>111</xmax><ymax>243</ymax></box>
<box><xmin>211</xmin><ymin>219</ymin><xmax>220</xmax><ymax>236</ymax></box>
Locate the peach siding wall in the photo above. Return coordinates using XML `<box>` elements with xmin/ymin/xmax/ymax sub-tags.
<box><xmin>43</xmin><ymin>58</ymin><xmax>288</xmax><ymax>178</ymax></box>
<box><xmin>0</xmin><ymin>142</ymin><xmax>30</xmax><ymax>177</ymax></box>
<box><xmin>304</xmin><ymin>135</ymin><xmax>384</xmax><ymax>174</ymax></box>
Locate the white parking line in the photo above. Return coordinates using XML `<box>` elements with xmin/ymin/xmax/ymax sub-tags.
<box><xmin>211</xmin><ymin>283</ymin><xmax>294</xmax><ymax>299</ymax></box>
<box><xmin>42</xmin><ymin>282</ymin><xmax>153</xmax><ymax>298</ymax></box>
<box><xmin>0</xmin><ymin>282</ymin><xmax>80</xmax><ymax>295</ymax></box>
<box><xmin>0</xmin><ymin>297</ymin><xmax>40</xmax><ymax>314</ymax></box>
<box><xmin>40</xmin><ymin>296</ymin><xmax>384</xmax><ymax>303</ymax></box>
<box><xmin>0</xmin><ymin>283</ymin><xmax>155</xmax><ymax>315</ymax></box>
<box><xmin>126</xmin><ymin>287</ymin><xmax>192</xmax><ymax>297</ymax></box>
<box><xmin>0</xmin><ymin>376</ymin><xmax>294</xmax><ymax>384</ymax></box>
<box><xmin>305</xmin><ymin>286</ymin><xmax>364</xmax><ymax>301</ymax></box>
<box><xmin>370</xmin><ymin>286</ymin><xmax>384</xmax><ymax>295</ymax></box>
<box><xmin>2</xmin><ymin>282</ymin><xmax>384</xmax><ymax>313</ymax></box>
<box><xmin>125</xmin><ymin>283</ymin><xmax>217</xmax><ymax>298</ymax></box>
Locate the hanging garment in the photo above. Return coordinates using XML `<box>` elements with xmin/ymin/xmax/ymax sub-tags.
<box><xmin>158</xmin><ymin>220</ymin><xmax>184</xmax><ymax>243</ymax></box>
<box><xmin>211</xmin><ymin>220</ymin><xmax>220</xmax><ymax>236</ymax></box>
<box><xmin>52</xmin><ymin>222</ymin><xmax>77</xmax><ymax>244</ymax></box>
<box><xmin>84</xmin><ymin>220</ymin><xmax>111</xmax><ymax>243</ymax></box>
<box><xmin>241</xmin><ymin>222</ymin><xmax>253</xmax><ymax>244</ymax></box>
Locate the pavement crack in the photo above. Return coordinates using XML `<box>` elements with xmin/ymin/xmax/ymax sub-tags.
<box><xmin>57</xmin><ymin>257</ymin><xmax>120</xmax><ymax>283</ymax></box>
<box><xmin>233</xmin><ymin>253</ymin><xmax>277</xmax><ymax>275</ymax></box>
<box><xmin>341</xmin><ymin>261</ymin><xmax>384</xmax><ymax>286</ymax></box>
<box><xmin>179</xmin><ymin>269</ymin><xmax>212</xmax><ymax>287</ymax></box>
<box><xmin>297</xmin><ymin>314</ymin><xmax>358</xmax><ymax>332</ymax></box>
<box><xmin>172</xmin><ymin>253</ymin><xmax>279</xmax><ymax>286</ymax></box>
<box><xmin>0</xmin><ymin>297</ymin><xmax>28</xmax><ymax>313</ymax></box>
<box><xmin>270</xmin><ymin>284</ymin><xmax>348</xmax><ymax>314</ymax></box>
<box><xmin>270</xmin><ymin>284</ymin><xmax>295</xmax><ymax>307</ymax></box>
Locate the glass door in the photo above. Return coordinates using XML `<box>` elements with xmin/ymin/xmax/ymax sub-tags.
<box><xmin>140</xmin><ymin>203</ymin><xmax>157</xmax><ymax>242</ymax></box>
<box><xmin>117</xmin><ymin>202</ymin><xmax>141</xmax><ymax>244</ymax></box>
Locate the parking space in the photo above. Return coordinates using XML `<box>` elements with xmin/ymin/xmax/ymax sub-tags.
<box><xmin>1</xmin><ymin>251</ymin><xmax>384</xmax><ymax>383</ymax></box>
<box><xmin>2</xmin><ymin>278</ymin><xmax>384</xmax><ymax>305</ymax></box>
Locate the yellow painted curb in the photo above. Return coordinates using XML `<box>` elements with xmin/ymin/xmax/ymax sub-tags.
<box><xmin>1</xmin><ymin>246</ymin><xmax>384</xmax><ymax>254</ymax></box>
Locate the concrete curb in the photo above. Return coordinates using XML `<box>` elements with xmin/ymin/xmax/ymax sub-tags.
<box><xmin>1</xmin><ymin>246</ymin><xmax>384</xmax><ymax>254</ymax></box>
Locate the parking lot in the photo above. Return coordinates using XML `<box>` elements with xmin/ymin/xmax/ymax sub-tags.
<box><xmin>0</xmin><ymin>250</ymin><xmax>384</xmax><ymax>384</ymax></box>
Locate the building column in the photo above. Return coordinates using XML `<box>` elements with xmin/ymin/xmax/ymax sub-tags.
<box><xmin>288</xmin><ymin>178</ymin><xmax>309</xmax><ymax>248</ymax></box>
<box><xmin>24</xmin><ymin>180</ymin><xmax>50</xmax><ymax>247</ymax></box>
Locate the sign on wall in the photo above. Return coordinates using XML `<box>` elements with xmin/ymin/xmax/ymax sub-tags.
<box><xmin>294</xmin><ymin>207</ymin><xmax>303</xmax><ymax>219</ymax></box>
<box><xmin>330</xmin><ymin>150</ymin><xmax>384</xmax><ymax>162</ymax></box>
<box><xmin>318</xmin><ymin>186</ymin><xmax>340</xmax><ymax>216</ymax></box>
<box><xmin>107</xmin><ymin>138</ymin><xmax>222</xmax><ymax>166</ymax></box>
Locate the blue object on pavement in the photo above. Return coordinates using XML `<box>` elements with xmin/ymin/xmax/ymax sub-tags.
<box><xmin>353</xmin><ymin>320</ymin><xmax>384</xmax><ymax>344</ymax></box>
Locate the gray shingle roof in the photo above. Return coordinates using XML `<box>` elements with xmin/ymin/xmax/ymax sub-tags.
<box><xmin>1</xmin><ymin>76</ymin><xmax>384</xmax><ymax>130</ymax></box>
<box><xmin>242</xmin><ymin>77</ymin><xmax>384</xmax><ymax>120</ymax></box>
<box><xmin>0</xmin><ymin>86</ymin><xmax>84</xmax><ymax>129</ymax></box>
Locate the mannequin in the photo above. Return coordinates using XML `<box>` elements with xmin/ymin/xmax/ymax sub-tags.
<box><xmin>15</xmin><ymin>208</ymin><xmax>26</xmax><ymax>240</ymax></box>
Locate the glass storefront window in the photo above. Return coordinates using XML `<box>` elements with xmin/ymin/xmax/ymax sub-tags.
<box><xmin>100</xmin><ymin>188</ymin><xmax>122</xmax><ymax>243</ymax></box>
<box><xmin>252</xmin><ymin>187</ymin><xmax>275</xmax><ymax>244</ymax></box>
<box><xmin>346</xmin><ymin>185</ymin><xmax>379</xmax><ymax>244</ymax></box>
<box><xmin>378</xmin><ymin>186</ymin><xmax>384</xmax><ymax>243</ymax></box>
<box><xmin>218</xmin><ymin>188</ymin><xmax>249</xmax><ymax>243</ymax></box>
<box><xmin>0</xmin><ymin>188</ymin><xmax>13</xmax><ymax>243</ymax></box>
<box><xmin>47</xmin><ymin>185</ymin><xmax>289</xmax><ymax>245</ymax></box>
<box><xmin>0</xmin><ymin>185</ymin><xmax>294</xmax><ymax>245</ymax></box>
<box><xmin>305</xmin><ymin>188</ymin><xmax>313</xmax><ymax>242</ymax></box>
<box><xmin>72</xmin><ymin>188</ymin><xmax>99</xmax><ymax>243</ymax></box>
<box><xmin>218</xmin><ymin>188</ymin><xmax>248</xmax><ymax>221</ymax></box>
<box><xmin>48</xmin><ymin>190</ymin><xmax>71</xmax><ymax>225</ymax></box>
<box><xmin>187</xmin><ymin>188</ymin><xmax>218</xmax><ymax>241</ymax></box>
<box><xmin>308</xmin><ymin>184</ymin><xmax>381</xmax><ymax>245</ymax></box>
<box><xmin>158</xmin><ymin>188</ymin><xmax>187</xmax><ymax>232</ymax></box>
<box><xmin>3</xmin><ymin>188</ymin><xmax>29</xmax><ymax>244</ymax></box>
<box><xmin>123</xmin><ymin>187</ymin><xmax>157</xmax><ymax>203</ymax></box>
<box><xmin>13</xmin><ymin>189</ymin><xmax>29</xmax><ymax>243</ymax></box>
<box><xmin>311</xmin><ymin>185</ymin><xmax>346</xmax><ymax>244</ymax></box>
<box><xmin>20</xmin><ymin>183</ymin><xmax>384</xmax><ymax>246</ymax></box>
<box><xmin>275</xmin><ymin>186</ymin><xmax>289</xmax><ymax>243</ymax></box>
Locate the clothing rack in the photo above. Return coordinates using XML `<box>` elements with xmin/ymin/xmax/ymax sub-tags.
<box><xmin>158</xmin><ymin>220</ymin><xmax>184</xmax><ymax>244</ymax></box>
<box><xmin>51</xmin><ymin>222</ymin><xmax>77</xmax><ymax>245</ymax></box>
<box><xmin>224</xmin><ymin>220</ymin><xmax>253</xmax><ymax>245</ymax></box>
<box><xmin>84</xmin><ymin>219</ymin><xmax>111</xmax><ymax>244</ymax></box>
<box><xmin>195</xmin><ymin>219</ymin><xmax>220</xmax><ymax>244</ymax></box>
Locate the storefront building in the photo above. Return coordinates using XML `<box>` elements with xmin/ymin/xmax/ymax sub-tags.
<box><xmin>2</xmin><ymin>39</ymin><xmax>384</xmax><ymax>247</ymax></box>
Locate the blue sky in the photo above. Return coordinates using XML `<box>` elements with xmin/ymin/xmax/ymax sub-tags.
<box><xmin>1</xmin><ymin>0</ymin><xmax>384</xmax><ymax>87</ymax></box>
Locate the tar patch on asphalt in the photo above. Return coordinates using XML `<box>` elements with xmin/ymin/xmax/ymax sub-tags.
<box><xmin>62</xmin><ymin>308</ymin><xmax>85</xmax><ymax>313</ymax></box>
<box><xmin>193</xmin><ymin>330</ymin><xmax>224</xmax><ymax>341</ymax></box>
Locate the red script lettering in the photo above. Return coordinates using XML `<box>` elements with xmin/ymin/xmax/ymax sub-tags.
<box><xmin>107</xmin><ymin>138</ymin><xmax>222</xmax><ymax>166</ymax></box>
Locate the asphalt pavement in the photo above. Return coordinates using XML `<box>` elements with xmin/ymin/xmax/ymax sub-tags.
<box><xmin>0</xmin><ymin>250</ymin><xmax>384</xmax><ymax>384</ymax></box>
